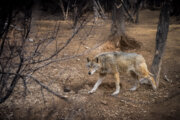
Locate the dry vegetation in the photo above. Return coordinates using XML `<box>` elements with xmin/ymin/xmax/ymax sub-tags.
<box><xmin>0</xmin><ymin>8</ymin><xmax>180</xmax><ymax>120</ymax></box>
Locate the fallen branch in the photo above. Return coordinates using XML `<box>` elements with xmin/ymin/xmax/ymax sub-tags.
<box><xmin>27</xmin><ymin>75</ymin><xmax>68</xmax><ymax>101</ymax></box>
<box><xmin>163</xmin><ymin>74</ymin><xmax>172</xmax><ymax>83</ymax></box>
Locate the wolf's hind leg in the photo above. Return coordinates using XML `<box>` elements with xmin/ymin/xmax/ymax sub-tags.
<box><xmin>139</xmin><ymin>78</ymin><xmax>150</xmax><ymax>85</ymax></box>
<box><xmin>129</xmin><ymin>70</ymin><xmax>140</xmax><ymax>91</ymax></box>
<box><xmin>147</xmin><ymin>75</ymin><xmax>157</xmax><ymax>91</ymax></box>
<box><xmin>112</xmin><ymin>73</ymin><xmax>120</xmax><ymax>96</ymax></box>
<box><xmin>136</xmin><ymin>63</ymin><xmax>157</xmax><ymax>91</ymax></box>
<box><xmin>130</xmin><ymin>81</ymin><xmax>139</xmax><ymax>91</ymax></box>
<box><xmin>88</xmin><ymin>74</ymin><xmax>106</xmax><ymax>94</ymax></box>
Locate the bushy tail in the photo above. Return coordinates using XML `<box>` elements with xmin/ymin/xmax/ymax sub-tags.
<box><xmin>149</xmin><ymin>72</ymin><xmax>154</xmax><ymax>77</ymax></box>
<box><xmin>148</xmin><ymin>73</ymin><xmax>157</xmax><ymax>91</ymax></box>
<box><xmin>138</xmin><ymin>63</ymin><xmax>157</xmax><ymax>91</ymax></box>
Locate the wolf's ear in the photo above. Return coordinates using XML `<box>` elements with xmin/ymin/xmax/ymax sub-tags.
<box><xmin>87</xmin><ymin>57</ymin><xmax>90</xmax><ymax>62</ymax></box>
<box><xmin>96</xmin><ymin>57</ymin><xmax>99</xmax><ymax>63</ymax></box>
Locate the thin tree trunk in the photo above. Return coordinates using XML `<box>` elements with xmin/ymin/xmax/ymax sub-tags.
<box><xmin>134</xmin><ymin>0</ymin><xmax>143</xmax><ymax>23</ymax></box>
<box><xmin>96</xmin><ymin>0</ymin><xmax>105</xmax><ymax>18</ymax></box>
<box><xmin>93</xmin><ymin>0</ymin><xmax>100</xmax><ymax>20</ymax></box>
<box><xmin>73</xmin><ymin>2</ymin><xmax>78</xmax><ymax>29</ymax></box>
<box><xmin>110</xmin><ymin>0</ymin><xmax>141</xmax><ymax>50</ymax></box>
<box><xmin>151</xmin><ymin>1</ymin><xmax>170</xmax><ymax>88</ymax></box>
<box><xmin>121</xmin><ymin>0</ymin><xmax>134</xmax><ymax>23</ymax></box>
<box><xmin>59</xmin><ymin>0</ymin><xmax>66</xmax><ymax>20</ymax></box>
<box><xmin>65</xmin><ymin>0</ymin><xmax>70</xmax><ymax>20</ymax></box>
<box><xmin>111</xmin><ymin>0</ymin><xmax>125</xmax><ymax>36</ymax></box>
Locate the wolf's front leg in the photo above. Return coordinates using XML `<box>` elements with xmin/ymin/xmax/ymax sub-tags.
<box><xmin>112</xmin><ymin>73</ymin><xmax>120</xmax><ymax>96</ymax></box>
<box><xmin>88</xmin><ymin>74</ymin><xmax>105</xmax><ymax>94</ymax></box>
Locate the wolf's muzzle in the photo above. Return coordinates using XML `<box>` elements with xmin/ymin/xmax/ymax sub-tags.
<box><xmin>88</xmin><ymin>71</ymin><xmax>91</xmax><ymax>75</ymax></box>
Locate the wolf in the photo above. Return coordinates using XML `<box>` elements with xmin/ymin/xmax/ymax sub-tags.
<box><xmin>86</xmin><ymin>51</ymin><xmax>157</xmax><ymax>96</ymax></box>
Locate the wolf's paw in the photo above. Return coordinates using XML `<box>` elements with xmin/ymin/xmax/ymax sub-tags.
<box><xmin>111</xmin><ymin>91</ymin><xmax>119</xmax><ymax>96</ymax></box>
<box><xmin>88</xmin><ymin>89</ymin><xmax>95</xmax><ymax>94</ymax></box>
<box><xmin>140</xmin><ymin>79</ymin><xmax>150</xmax><ymax>85</ymax></box>
<box><xmin>129</xmin><ymin>86</ymin><xmax>137</xmax><ymax>91</ymax></box>
<box><xmin>152</xmin><ymin>85</ymin><xmax>157</xmax><ymax>91</ymax></box>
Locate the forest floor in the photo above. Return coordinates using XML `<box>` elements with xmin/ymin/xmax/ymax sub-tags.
<box><xmin>0</xmin><ymin>8</ymin><xmax>180</xmax><ymax>120</ymax></box>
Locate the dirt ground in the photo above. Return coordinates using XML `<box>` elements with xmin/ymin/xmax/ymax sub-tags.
<box><xmin>0</xmin><ymin>9</ymin><xmax>180</xmax><ymax>120</ymax></box>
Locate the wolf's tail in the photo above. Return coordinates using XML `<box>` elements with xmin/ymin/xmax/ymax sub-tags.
<box><xmin>147</xmin><ymin>72</ymin><xmax>157</xmax><ymax>91</ymax></box>
<box><xmin>148</xmin><ymin>72</ymin><xmax>154</xmax><ymax>77</ymax></box>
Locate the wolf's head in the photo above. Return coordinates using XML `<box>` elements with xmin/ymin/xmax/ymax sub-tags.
<box><xmin>86</xmin><ymin>57</ymin><xmax>101</xmax><ymax>75</ymax></box>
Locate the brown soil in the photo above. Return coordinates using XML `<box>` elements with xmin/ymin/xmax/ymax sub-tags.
<box><xmin>0</xmin><ymin>9</ymin><xmax>180</xmax><ymax>120</ymax></box>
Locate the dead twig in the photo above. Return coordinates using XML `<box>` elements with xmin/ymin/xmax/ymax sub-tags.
<box><xmin>27</xmin><ymin>75</ymin><xmax>68</xmax><ymax>101</ymax></box>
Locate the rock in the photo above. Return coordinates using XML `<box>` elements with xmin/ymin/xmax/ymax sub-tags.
<box><xmin>29</xmin><ymin>38</ymin><xmax>33</xmax><ymax>42</ymax></box>
<box><xmin>64</xmin><ymin>87</ymin><xmax>71</xmax><ymax>92</ymax></box>
<box><xmin>164</xmin><ymin>75</ymin><xmax>172</xmax><ymax>83</ymax></box>
<box><xmin>84</xmin><ymin>46</ymin><xmax>89</xmax><ymax>49</ymax></box>
<box><xmin>101</xmin><ymin>100</ymin><xmax>108</xmax><ymax>105</ymax></box>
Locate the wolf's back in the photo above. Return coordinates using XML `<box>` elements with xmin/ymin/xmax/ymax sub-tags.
<box><xmin>96</xmin><ymin>51</ymin><xmax>145</xmax><ymax>65</ymax></box>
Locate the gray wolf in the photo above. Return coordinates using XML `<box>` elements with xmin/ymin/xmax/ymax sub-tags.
<box><xmin>86</xmin><ymin>51</ymin><xmax>157</xmax><ymax>96</ymax></box>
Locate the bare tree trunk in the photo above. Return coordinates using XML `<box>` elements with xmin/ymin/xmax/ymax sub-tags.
<box><xmin>110</xmin><ymin>0</ymin><xmax>140</xmax><ymax>50</ymax></box>
<box><xmin>72</xmin><ymin>0</ymin><xmax>90</xmax><ymax>29</ymax></box>
<box><xmin>121</xmin><ymin>0</ymin><xmax>134</xmax><ymax>23</ymax></box>
<box><xmin>151</xmin><ymin>0</ymin><xmax>170</xmax><ymax>88</ymax></box>
<box><xmin>96</xmin><ymin>0</ymin><xmax>105</xmax><ymax>18</ymax></box>
<box><xmin>111</xmin><ymin>0</ymin><xmax>125</xmax><ymax>35</ymax></box>
<box><xmin>59</xmin><ymin>0</ymin><xmax>66</xmax><ymax>20</ymax></box>
<box><xmin>73</xmin><ymin>3</ymin><xmax>78</xmax><ymax>29</ymax></box>
<box><xmin>92</xmin><ymin>0</ymin><xmax>106</xmax><ymax>20</ymax></box>
<box><xmin>65</xmin><ymin>0</ymin><xmax>70</xmax><ymax>20</ymax></box>
<box><xmin>134</xmin><ymin>0</ymin><xmax>143</xmax><ymax>23</ymax></box>
<box><xmin>93</xmin><ymin>0</ymin><xmax>100</xmax><ymax>21</ymax></box>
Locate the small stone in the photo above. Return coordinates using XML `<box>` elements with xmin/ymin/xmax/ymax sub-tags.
<box><xmin>84</xmin><ymin>46</ymin><xmax>89</xmax><ymax>49</ymax></box>
<box><xmin>164</xmin><ymin>75</ymin><xmax>172</xmax><ymax>83</ymax></box>
<box><xmin>29</xmin><ymin>38</ymin><xmax>33</xmax><ymax>42</ymax></box>
<box><xmin>64</xmin><ymin>87</ymin><xmax>71</xmax><ymax>92</ymax></box>
<box><xmin>101</xmin><ymin>100</ymin><xmax>108</xmax><ymax>105</ymax></box>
